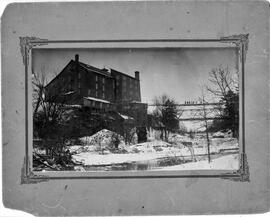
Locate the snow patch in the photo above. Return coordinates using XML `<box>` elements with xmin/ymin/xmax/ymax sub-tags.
<box><xmin>155</xmin><ymin>154</ymin><xmax>239</xmax><ymax>171</ymax></box>
<box><xmin>118</xmin><ymin>113</ymin><xmax>134</xmax><ymax>120</ymax></box>
<box><xmin>84</xmin><ymin>96</ymin><xmax>111</xmax><ymax>104</ymax></box>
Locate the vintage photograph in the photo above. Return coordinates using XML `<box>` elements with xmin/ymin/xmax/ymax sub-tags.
<box><xmin>32</xmin><ymin>47</ymin><xmax>240</xmax><ymax>172</ymax></box>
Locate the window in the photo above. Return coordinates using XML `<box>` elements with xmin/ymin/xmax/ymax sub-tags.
<box><xmin>102</xmin><ymin>92</ymin><xmax>105</xmax><ymax>99</ymax></box>
<box><xmin>95</xmin><ymin>75</ymin><xmax>98</xmax><ymax>82</ymax></box>
<box><xmin>78</xmin><ymin>82</ymin><xmax>81</xmax><ymax>88</ymax></box>
<box><xmin>92</xmin><ymin>101</ymin><xmax>95</xmax><ymax>106</ymax></box>
<box><xmin>102</xmin><ymin>78</ymin><xmax>105</xmax><ymax>84</ymax></box>
<box><xmin>95</xmin><ymin>83</ymin><xmax>98</xmax><ymax>89</ymax></box>
<box><xmin>95</xmin><ymin>90</ymin><xmax>98</xmax><ymax>97</ymax></box>
<box><xmin>78</xmin><ymin>72</ymin><xmax>81</xmax><ymax>79</ymax></box>
<box><xmin>88</xmin><ymin>89</ymin><xmax>91</xmax><ymax>95</ymax></box>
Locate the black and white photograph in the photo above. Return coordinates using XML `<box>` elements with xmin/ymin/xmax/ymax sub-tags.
<box><xmin>32</xmin><ymin>47</ymin><xmax>240</xmax><ymax>172</ymax></box>
<box><xmin>3</xmin><ymin>1</ymin><xmax>270</xmax><ymax>216</ymax></box>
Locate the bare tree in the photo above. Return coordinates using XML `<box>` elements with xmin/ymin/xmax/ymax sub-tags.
<box><xmin>206</xmin><ymin>66</ymin><xmax>239</xmax><ymax>138</ymax></box>
<box><xmin>206</xmin><ymin>66</ymin><xmax>238</xmax><ymax>99</ymax></box>
<box><xmin>32</xmin><ymin>68</ymin><xmax>70</xmax><ymax>157</ymax></box>
<box><xmin>32</xmin><ymin>66</ymin><xmax>47</xmax><ymax>117</ymax></box>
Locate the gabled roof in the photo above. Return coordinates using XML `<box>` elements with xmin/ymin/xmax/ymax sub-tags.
<box><xmin>45</xmin><ymin>59</ymin><xmax>139</xmax><ymax>89</ymax></box>
<box><xmin>45</xmin><ymin>60</ymin><xmax>74</xmax><ymax>89</ymax></box>
<box><xmin>45</xmin><ymin>60</ymin><xmax>113</xmax><ymax>89</ymax></box>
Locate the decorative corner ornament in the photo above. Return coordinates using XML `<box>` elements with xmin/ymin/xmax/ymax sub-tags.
<box><xmin>19</xmin><ymin>36</ymin><xmax>48</xmax><ymax>66</ymax></box>
<box><xmin>220</xmin><ymin>34</ymin><xmax>249</xmax><ymax>62</ymax></box>
<box><xmin>21</xmin><ymin>157</ymin><xmax>49</xmax><ymax>184</ymax></box>
<box><xmin>221</xmin><ymin>153</ymin><xmax>250</xmax><ymax>182</ymax></box>
<box><xmin>21</xmin><ymin>172</ymin><xmax>50</xmax><ymax>185</ymax></box>
<box><xmin>220</xmin><ymin>34</ymin><xmax>249</xmax><ymax>47</ymax></box>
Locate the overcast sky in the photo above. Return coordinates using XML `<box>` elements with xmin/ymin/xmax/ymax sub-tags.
<box><xmin>33</xmin><ymin>47</ymin><xmax>238</xmax><ymax>104</ymax></box>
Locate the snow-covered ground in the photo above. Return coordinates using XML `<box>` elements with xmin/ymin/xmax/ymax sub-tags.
<box><xmin>74</xmin><ymin>152</ymin><xmax>176</xmax><ymax>166</ymax></box>
<box><xmin>155</xmin><ymin>153</ymin><xmax>239</xmax><ymax>171</ymax></box>
<box><xmin>69</xmin><ymin>129</ymin><xmax>239</xmax><ymax>170</ymax></box>
<box><xmin>33</xmin><ymin>128</ymin><xmax>240</xmax><ymax>171</ymax></box>
<box><xmin>72</xmin><ymin>140</ymin><xmax>187</xmax><ymax>166</ymax></box>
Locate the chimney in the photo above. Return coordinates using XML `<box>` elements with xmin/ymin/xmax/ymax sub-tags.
<box><xmin>75</xmin><ymin>54</ymin><xmax>79</xmax><ymax>63</ymax></box>
<box><xmin>135</xmin><ymin>71</ymin><xmax>140</xmax><ymax>80</ymax></box>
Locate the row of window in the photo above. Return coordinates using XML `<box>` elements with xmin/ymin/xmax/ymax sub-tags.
<box><xmin>95</xmin><ymin>75</ymin><xmax>105</xmax><ymax>84</ymax></box>
<box><xmin>88</xmin><ymin>89</ymin><xmax>105</xmax><ymax>99</ymax></box>
<box><xmin>74</xmin><ymin>73</ymin><xmax>139</xmax><ymax>101</ymax></box>
<box><xmin>95</xmin><ymin>82</ymin><xmax>105</xmax><ymax>99</ymax></box>
<box><xmin>76</xmin><ymin>73</ymin><xmax>106</xmax><ymax>84</ymax></box>
<box><xmin>87</xmin><ymin>89</ymin><xmax>106</xmax><ymax>99</ymax></box>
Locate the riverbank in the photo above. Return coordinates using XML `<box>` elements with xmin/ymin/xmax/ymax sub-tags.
<box><xmin>71</xmin><ymin>137</ymin><xmax>239</xmax><ymax>170</ymax></box>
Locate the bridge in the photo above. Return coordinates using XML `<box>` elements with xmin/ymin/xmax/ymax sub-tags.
<box><xmin>148</xmin><ymin>102</ymin><xmax>225</xmax><ymax>107</ymax></box>
<box><xmin>148</xmin><ymin>102</ymin><xmax>226</xmax><ymax>122</ymax></box>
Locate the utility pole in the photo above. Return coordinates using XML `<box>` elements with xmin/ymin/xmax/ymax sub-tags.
<box><xmin>201</xmin><ymin>92</ymin><xmax>211</xmax><ymax>163</ymax></box>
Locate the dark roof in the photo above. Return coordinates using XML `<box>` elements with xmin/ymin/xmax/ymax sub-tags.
<box><xmin>78</xmin><ymin>61</ymin><xmax>112</xmax><ymax>78</ymax></box>
<box><xmin>45</xmin><ymin>59</ymin><xmax>137</xmax><ymax>88</ymax></box>
<box><xmin>45</xmin><ymin>60</ymin><xmax>112</xmax><ymax>89</ymax></box>
<box><xmin>45</xmin><ymin>60</ymin><xmax>74</xmax><ymax>89</ymax></box>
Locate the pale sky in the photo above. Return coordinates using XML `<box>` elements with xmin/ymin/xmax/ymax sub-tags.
<box><xmin>33</xmin><ymin>47</ymin><xmax>238</xmax><ymax>104</ymax></box>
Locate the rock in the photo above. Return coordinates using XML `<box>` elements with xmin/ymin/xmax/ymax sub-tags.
<box><xmin>79</xmin><ymin>129</ymin><xmax>124</xmax><ymax>148</ymax></box>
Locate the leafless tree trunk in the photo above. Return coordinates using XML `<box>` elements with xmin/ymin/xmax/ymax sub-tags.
<box><xmin>201</xmin><ymin>91</ymin><xmax>211</xmax><ymax>163</ymax></box>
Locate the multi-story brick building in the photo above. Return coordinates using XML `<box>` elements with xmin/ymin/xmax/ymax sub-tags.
<box><xmin>45</xmin><ymin>54</ymin><xmax>147</xmax><ymax>128</ymax></box>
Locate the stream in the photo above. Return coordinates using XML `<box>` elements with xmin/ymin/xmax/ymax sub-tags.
<box><xmin>83</xmin><ymin>151</ymin><xmax>238</xmax><ymax>171</ymax></box>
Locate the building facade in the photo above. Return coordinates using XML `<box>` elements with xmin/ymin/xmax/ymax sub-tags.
<box><xmin>45</xmin><ymin>54</ymin><xmax>147</xmax><ymax>127</ymax></box>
